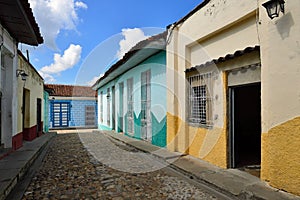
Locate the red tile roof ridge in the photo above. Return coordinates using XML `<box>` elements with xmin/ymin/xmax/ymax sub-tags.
<box><xmin>45</xmin><ymin>84</ymin><xmax>97</xmax><ymax>97</ymax></box>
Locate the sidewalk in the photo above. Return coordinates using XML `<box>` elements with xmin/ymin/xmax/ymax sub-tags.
<box><xmin>0</xmin><ymin>132</ymin><xmax>56</xmax><ymax>200</ymax></box>
<box><xmin>100</xmin><ymin>130</ymin><xmax>300</xmax><ymax>200</ymax></box>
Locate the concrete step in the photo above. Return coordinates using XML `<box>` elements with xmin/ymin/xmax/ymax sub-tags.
<box><xmin>0</xmin><ymin>133</ymin><xmax>56</xmax><ymax>200</ymax></box>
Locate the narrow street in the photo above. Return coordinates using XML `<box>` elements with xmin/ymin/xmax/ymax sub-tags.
<box><xmin>20</xmin><ymin>131</ymin><xmax>233</xmax><ymax>200</ymax></box>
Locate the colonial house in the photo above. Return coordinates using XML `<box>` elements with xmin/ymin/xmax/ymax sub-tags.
<box><xmin>16</xmin><ymin>50</ymin><xmax>44</xmax><ymax>147</ymax></box>
<box><xmin>93</xmin><ymin>32</ymin><xmax>167</xmax><ymax>147</ymax></box>
<box><xmin>46</xmin><ymin>84</ymin><xmax>97</xmax><ymax>129</ymax></box>
<box><xmin>0</xmin><ymin>0</ymin><xmax>43</xmax><ymax>152</ymax></box>
<box><xmin>166</xmin><ymin>0</ymin><xmax>299</xmax><ymax>195</ymax></box>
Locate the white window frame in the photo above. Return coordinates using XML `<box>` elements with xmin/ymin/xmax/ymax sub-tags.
<box><xmin>107</xmin><ymin>88</ymin><xmax>110</xmax><ymax>126</ymax></box>
<box><xmin>100</xmin><ymin>91</ymin><xmax>103</xmax><ymax>123</ymax></box>
<box><xmin>127</xmin><ymin>78</ymin><xmax>134</xmax><ymax>134</ymax></box>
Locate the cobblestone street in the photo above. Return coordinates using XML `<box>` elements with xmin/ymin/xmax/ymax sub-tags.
<box><xmin>21</xmin><ymin>132</ymin><xmax>221</xmax><ymax>200</ymax></box>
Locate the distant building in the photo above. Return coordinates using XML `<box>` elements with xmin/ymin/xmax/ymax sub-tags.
<box><xmin>46</xmin><ymin>84</ymin><xmax>97</xmax><ymax>129</ymax></box>
<box><xmin>93</xmin><ymin>32</ymin><xmax>167</xmax><ymax>147</ymax></box>
<box><xmin>166</xmin><ymin>0</ymin><xmax>300</xmax><ymax>196</ymax></box>
<box><xmin>0</xmin><ymin>0</ymin><xmax>43</xmax><ymax>151</ymax></box>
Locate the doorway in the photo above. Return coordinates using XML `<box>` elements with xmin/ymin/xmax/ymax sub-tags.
<box><xmin>141</xmin><ymin>70</ymin><xmax>151</xmax><ymax>141</ymax></box>
<box><xmin>112</xmin><ymin>86</ymin><xmax>115</xmax><ymax>130</ymax></box>
<box><xmin>0</xmin><ymin>92</ymin><xmax>2</xmax><ymax>147</ymax></box>
<box><xmin>52</xmin><ymin>102</ymin><xmax>70</xmax><ymax>127</ymax></box>
<box><xmin>37</xmin><ymin>98</ymin><xmax>42</xmax><ymax>136</ymax></box>
<box><xmin>229</xmin><ymin>83</ymin><xmax>261</xmax><ymax>168</ymax></box>
<box><xmin>118</xmin><ymin>82</ymin><xmax>124</xmax><ymax>132</ymax></box>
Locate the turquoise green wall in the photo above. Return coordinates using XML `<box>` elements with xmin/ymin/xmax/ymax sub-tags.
<box><xmin>43</xmin><ymin>91</ymin><xmax>50</xmax><ymax>132</ymax></box>
<box><xmin>97</xmin><ymin>51</ymin><xmax>167</xmax><ymax>147</ymax></box>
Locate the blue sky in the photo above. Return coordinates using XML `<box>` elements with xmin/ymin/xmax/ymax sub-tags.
<box><xmin>21</xmin><ymin>0</ymin><xmax>201</xmax><ymax>86</ymax></box>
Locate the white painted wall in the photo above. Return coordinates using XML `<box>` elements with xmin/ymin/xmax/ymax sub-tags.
<box><xmin>167</xmin><ymin>0</ymin><xmax>259</xmax><ymax>126</ymax></box>
<box><xmin>259</xmin><ymin>0</ymin><xmax>300</xmax><ymax>132</ymax></box>
<box><xmin>0</xmin><ymin>24</ymin><xmax>18</xmax><ymax>147</ymax></box>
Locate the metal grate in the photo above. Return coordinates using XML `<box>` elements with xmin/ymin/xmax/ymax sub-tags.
<box><xmin>85</xmin><ymin>106</ymin><xmax>95</xmax><ymax>126</ymax></box>
<box><xmin>188</xmin><ymin>72</ymin><xmax>213</xmax><ymax>127</ymax></box>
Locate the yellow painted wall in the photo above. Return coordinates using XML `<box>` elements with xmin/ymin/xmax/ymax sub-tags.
<box><xmin>166</xmin><ymin>0</ymin><xmax>260</xmax><ymax>169</ymax></box>
<box><xmin>167</xmin><ymin>112</ymin><xmax>227</xmax><ymax>168</ymax></box>
<box><xmin>261</xmin><ymin>117</ymin><xmax>300</xmax><ymax>196</ymax></box>
<box><xmin>167</xmin><ymin>0</ymin><xmax>300</xmax><ymax>195</ymax></box>
<box><xmin>17</xmin><ymin>53</ymin><xmax>44</xmax><ymax>134</ymax></box>
<box><xmin>259</xmin><ymin>0</ymin><xmax>300</xmax><ymax>195</ymax></box>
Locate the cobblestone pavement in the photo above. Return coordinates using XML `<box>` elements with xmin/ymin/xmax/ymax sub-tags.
<box><xmin>22</xmin><ymin>132</ymin><xmax>221</xmax><ymax>200</ymax></box>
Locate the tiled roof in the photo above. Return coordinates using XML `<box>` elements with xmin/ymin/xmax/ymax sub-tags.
<box><xmin>45</xmin><ymin>84</ymin><xmax>97</xmax><ymax>97</ymax></box>
<box><xmin>186</xmin><ymin>46</ymin><xmax>260</xmax><ymax>72</ymax></box>
<box><xmin>0</xmin><ymin>0</ymin><xmax>43</xmax><ymax>45</ymax></box>
<box><xmin>93</xmin><ymin>31</ymin><xmax>167</xmax><ymax>88</ymax></box>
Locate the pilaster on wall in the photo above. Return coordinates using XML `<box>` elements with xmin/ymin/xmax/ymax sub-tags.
<box><xmin>259</xmin><ymin>0</ymin><xmax>300</xmax><ymax>196</ymax></box>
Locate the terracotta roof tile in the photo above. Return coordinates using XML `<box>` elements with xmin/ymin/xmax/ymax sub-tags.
<box><xmin>45</xmin><ymin>84</ymin><xmax>97</xmax><ymax>97</ymax></box>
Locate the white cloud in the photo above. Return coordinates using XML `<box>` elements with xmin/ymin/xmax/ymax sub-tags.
<box><xmin>39</xmin><ymin>44</ymin><xmax>82</xmax><ymax>82</ymax></box>
<box><xmin>29</xmin><ymin>0</ymin><xmax>87</xmax><ymax>49</ymax></box>
<box><xmin>75</xmin><ymin>1</ymin><xmax>88</xmax><ymax>9</ymax></box>
<box><xmin>116</xmin><ymin>28</ymin><xmax>149</xmax><ymax>59</ymax></box>
<box><xmin>86</xmin><ymin>74</ymin><xmax>104</xmax><ymax>86</ymax></box>
<box><xmin>39</xmin><ymin>71</ymin><xmax>56</xmax><ymax>83</ymax></box>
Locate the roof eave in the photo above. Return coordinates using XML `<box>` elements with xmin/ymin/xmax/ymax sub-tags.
<box><xmin>93</xmin><ymin>32</ymin><xmax>167</xmax><ymax>90</ymax></box>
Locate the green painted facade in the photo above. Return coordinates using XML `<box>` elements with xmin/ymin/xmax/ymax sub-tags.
<box><xmin>97</xmin><ymin>51</ymin><xmax>167</xmax><ymax>147</ymax></box>
<box><xmin>43</xmin><ymin>90</ymin><xmax>50</xmax><ymax>132</ymax></box>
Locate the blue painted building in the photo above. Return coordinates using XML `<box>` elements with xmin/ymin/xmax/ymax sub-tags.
<box><xmin>93</xmin><ymin>32</ymin><xmax>167</xmax><ymax>147</ymax></box>
<box><xmin>46</xmin><ymin>84</ymin><xmax>98</xmax><ymax>129</ymax></box>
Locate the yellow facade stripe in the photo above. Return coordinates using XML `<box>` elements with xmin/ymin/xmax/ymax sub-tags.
<box><xmin>261</xmin><ymin>116</ymin><xmax>300</xmax><ymax>196</ymax></box>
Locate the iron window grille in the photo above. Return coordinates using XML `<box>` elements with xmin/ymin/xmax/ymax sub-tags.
<box><xmin>188</xmin><ymin>72</ymin><xmax>213</xmax><ymax>127</ymax></box>
<box><xmin>85</xmin><ymin>105</ymin><xmax>95</xmax><ymax>126</ymax></box>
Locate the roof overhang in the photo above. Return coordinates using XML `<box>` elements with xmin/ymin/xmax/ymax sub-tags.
<box><xmin>93</xmin><ymin>33</ymin><xmax>166</xmax><ymax>90</ymax></box>
<box><xmin>0</xmin><ymin>0</ymin><xmax>43</xmax><ymax>46</ymax></box>
<box><xmin>186</xmin><ymin>46</ymin><xmax>260</xmax><ymax>72</ymax></box>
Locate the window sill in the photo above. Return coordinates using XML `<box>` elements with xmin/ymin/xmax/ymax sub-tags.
<box><xmin>188</xmin><ymin>122</ymin><xmax>213</xmax><ymax>129</ymax></box>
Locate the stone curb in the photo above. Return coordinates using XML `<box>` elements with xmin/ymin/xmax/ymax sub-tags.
<box><xmin>0</xmin><ymin>132</ymin><xmax>56</xmax><ymax>200</ymax></box>
<box><xmin>99</xmin><ymin>130</ymin><xmax>300</xmax><ymax>200</ymax></box>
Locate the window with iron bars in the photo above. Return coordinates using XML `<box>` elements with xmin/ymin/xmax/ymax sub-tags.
<box><xmin>188</xmin><ymin>72</ymin><xmax>213</xmax><ymax>127</ymax></box>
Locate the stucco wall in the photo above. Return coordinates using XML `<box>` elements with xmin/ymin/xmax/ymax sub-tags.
<box><xmin>166</xmin><ymin>0</ymin><xmax>259</xmax><ymax>168</ymax></box>
<box><xmin>0</xmin><ymin>25</ymin><xmax>18</xmax><ymax>148</ymax></box>
<box><xmin>49</xmin><ymin>97</ymin><xmax>97</xmax><ymax>128</ymax></box>
<box><xmin>43</xmin><ymin>91</ymin><xmax>50</xmax><ymax>132</ymax></box>
<box><xmin>259</xmin><ymin>0</ymin><xmax>300</xmax><ymax>195</ymax></box>
<box><xmin>17</xmin><ymin>54</ymin><xmax>44</xmax><ymax>134</ymax></box>
<box><xmin>97</xmin><ymin>51</ymin><xmax>167</xmax><ymax>147</ymax></box>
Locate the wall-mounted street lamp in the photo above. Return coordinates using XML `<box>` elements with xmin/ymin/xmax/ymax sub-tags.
<box><xmin>16</xmin><ymin>69</ymin><xmax>28</xmax><ymax>81</ymax></box>
<box><xmin>262</xmin><ymin>0</ymin><xmax>285</xmax><ymax>19</ymax></box>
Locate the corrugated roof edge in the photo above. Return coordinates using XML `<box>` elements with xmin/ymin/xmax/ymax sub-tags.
<box><xmin>92</xmin><ymin>31</ymin><xmax>167</xmax><ymax>89</ymax></box>
<box><xmin>20</xmin><ymin>0</ymin><xmax>43</xmax><ymax>44</ymax></box>
<box><xmin>186</xmin><ymin>46</ymin><xmax>260</xmax><ymax>72</ymax></box>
